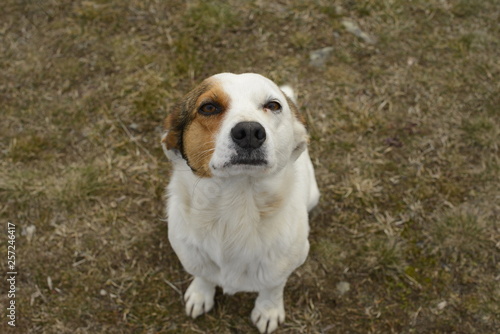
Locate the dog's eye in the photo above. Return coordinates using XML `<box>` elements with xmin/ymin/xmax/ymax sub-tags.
<box><xmin>264</xmin><ymin>101</ymin><xmax>282</xmax><ymax>112</ymax></box>
<box><xmin>199</xmin><ymin>103</ymin><xmax>220</xmax><ymax>115</ymax></box>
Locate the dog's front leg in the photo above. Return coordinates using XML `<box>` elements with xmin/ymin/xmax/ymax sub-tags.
<box><xmin>184</xmin><ymin>276</ymin><xmax>216</xmax><ymax>319</ymax></box>
<box><xmin>251</xmin><ymin>282</ymin><xmax>286</xmax><ymax>333</ymax></box>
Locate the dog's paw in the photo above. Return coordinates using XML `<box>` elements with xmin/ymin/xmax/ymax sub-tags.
<box><xmin>251</xmin><ymin>300</ymin><xmax>285</xmax><ymax>334</ymax></box>
<box><xmin>184</xmin><ymin>277</ymin><xmax>215</xmax><ymax>319</ymax></box>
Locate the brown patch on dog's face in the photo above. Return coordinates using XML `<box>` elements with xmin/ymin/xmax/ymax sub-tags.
<box><xmin>162</xmin><ymin>78</ymin><xmax>230</xmax><ymax>177</ymax></box>
<box><xmin>162</xmin><ymin>81</ymin><xmax>211</xmax><ymax>152</ymax></box>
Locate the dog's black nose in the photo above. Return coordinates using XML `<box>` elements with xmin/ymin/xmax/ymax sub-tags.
<box><xmin>231</xmin><ymin>122</ymin><xmax>266</xmax><ymax>149</ymax></box>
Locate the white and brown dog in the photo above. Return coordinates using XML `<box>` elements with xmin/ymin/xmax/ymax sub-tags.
<box><xmin>162</xmin><ymin>73</ymin><xmax>319</xmax><ymax>333</ymax></box>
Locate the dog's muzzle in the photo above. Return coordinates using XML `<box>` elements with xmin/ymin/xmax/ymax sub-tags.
<box><xmin>229</xmin><ymin>122</ymin><xmax>267</xmax><ymax>166</ymax></box>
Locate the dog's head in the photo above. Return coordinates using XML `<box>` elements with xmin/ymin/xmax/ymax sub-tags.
<box><xmin>162</xmin><ymin>73</ymin><xmax>308</xmax><ymax>178</ymax></box>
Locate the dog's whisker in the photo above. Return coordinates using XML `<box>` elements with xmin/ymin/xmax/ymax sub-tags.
<box><xmin>191</xmin><ymin>147</ymin><xmax>216</xmax><ymax>160</ymax></box>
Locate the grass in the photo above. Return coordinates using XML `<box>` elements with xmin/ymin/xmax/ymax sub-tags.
<box><xmin>1</xmin><ymin>0</ymin><xmax>499</xmax><ymax>333</ymax></box>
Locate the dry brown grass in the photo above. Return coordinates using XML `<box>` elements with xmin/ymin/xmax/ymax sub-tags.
<box><xmin>1</xmin><ymin>0</ymin><xmax>499</xmax><ymax>333</ymax></box>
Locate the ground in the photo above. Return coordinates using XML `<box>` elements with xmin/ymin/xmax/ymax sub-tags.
<box><xmin>1</xmin><ymin>0</ymin><xmax>499</xmax><ymax>333</ymax></box>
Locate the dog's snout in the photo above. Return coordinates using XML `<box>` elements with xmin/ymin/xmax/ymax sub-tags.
<box><xmin>231</xmin><ymin>122</ymin><xmax>266</xmax><ymax>149</ymax></box>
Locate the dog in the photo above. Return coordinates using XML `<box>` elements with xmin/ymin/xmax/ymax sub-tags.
<box><xmin>161</xmin><ymin>73</ymin><xmax>319</xmax><ymax>333</ymax></box>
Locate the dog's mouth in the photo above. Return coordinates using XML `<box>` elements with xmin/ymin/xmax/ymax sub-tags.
<box><xmin>229</xmin><ymin>157</ymin><xmax>267</xmax><ymax>166</ymax></box>
<box><xmin>225</xmin><ymin>149</ymin><xmax>268</xmax><ymax>167</ymax></box>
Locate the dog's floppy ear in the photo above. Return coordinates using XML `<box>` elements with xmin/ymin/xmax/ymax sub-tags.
<box><xmin>282</xmin><ymin>90</ymin><xmax>308</xmax><ymax>162</ymax></box>
<box><xmin>281</xmin><ymin>85</ymin><xmax>307</xmax><ymax>127</ymax></box>
<box><xmin>280</xmin><ymin>85</ymin><xmax>297</xmax><ymax>104</ymax></box>
<box><xmin>162</xmin><ymin>113</ymin><xmax>179</xmax><ymax>149</ymax></box>
<box><xmin>161</xmin><ymin>106</ymin><xmax>185</xmax><ymax>161</ymax></box>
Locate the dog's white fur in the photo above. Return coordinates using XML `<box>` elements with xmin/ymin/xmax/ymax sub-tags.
<box><xmin>163</xmin><ymin>73</ymin><xmax>319</xmax><ymax>333</ymax></box>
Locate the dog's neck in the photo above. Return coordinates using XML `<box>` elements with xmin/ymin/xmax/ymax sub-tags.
<box><xmin>170</xmin><ymin>158</ymin><xmax>296</xmax><ymax>223</ymax></box>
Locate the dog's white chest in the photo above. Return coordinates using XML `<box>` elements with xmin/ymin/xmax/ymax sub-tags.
<box><xmin>167</xmin><ymin>173</ymin><xmax>309</xmax><ymax>293</ymax></box>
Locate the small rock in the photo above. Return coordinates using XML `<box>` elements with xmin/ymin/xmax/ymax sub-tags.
<box><xmin>334</xmin><ymin>5</ymin><xmax>344</xmax><ymax>16</ymax></box>
<box><xmin>23</xmin><ymin>225</ymin><xmax>36</xmax><ymax>243</ymax></box>
<box><xmin>310</xmin><ymin>46</ymin><xmax>334</xmax><ymax>67</ymax></box>
<box><xmin>336</xmin><ymin>281</ymin><xmax>351</xmax><ymax>296</ymax></box>
<box><xmin>407</xmin><ymin>57</ymin><xmax>417</xmax><ymax>66</ymax></box>
<box><xmin>341</xmin><ymin>19</ymin><xmax>376</xmax><ymax>44</ymax></box>
<box><xmin>437</xmin><ymin>301</ymin><xmax>447</xmax><ymax>310</ymax></box>
<box><xmin>129</xmin><ymin>123</ymin><xmax>141</xmax><ymax>132</ymax></box>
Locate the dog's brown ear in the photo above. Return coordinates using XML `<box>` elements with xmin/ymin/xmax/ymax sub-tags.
<box><xmin>161</xmin><ymin>104</ymin><xmax>188</xmax><ymax>161</ymax></box>
<box><xmin>285</xmin><ymin>95</ymin><xmax>307</xmax><ymax>128</ymax></box>
<box><xmin>162</xmin><ymin>111</ymin><xmax>181</xmax><ymax>151</ymax></box>
<box><xmin>285</xmin><ymin>95</ymin><xmax>309</xmax><ymax>162</ymax></box>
